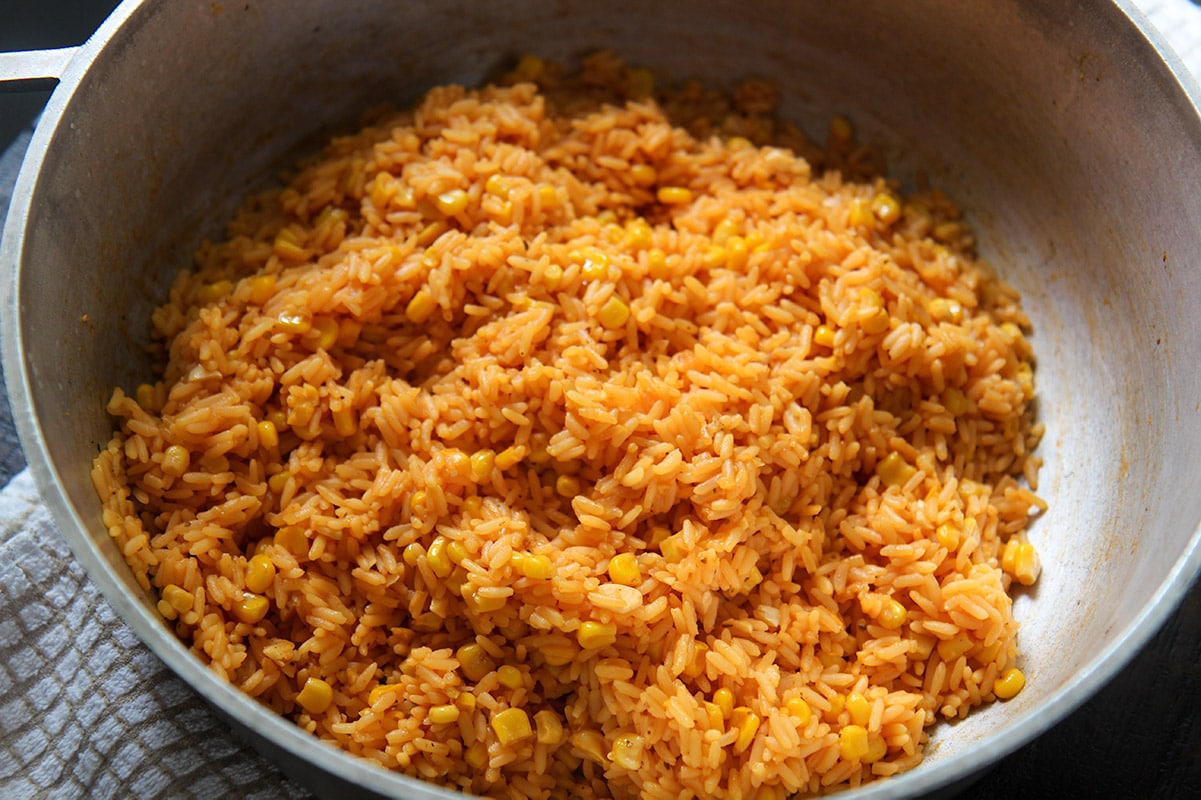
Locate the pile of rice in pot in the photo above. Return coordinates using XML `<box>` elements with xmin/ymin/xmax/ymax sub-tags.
<box><xmin>93</xmin><ymin>52</ymin><xmax>1046</xmax><ymax>799</ymax></box>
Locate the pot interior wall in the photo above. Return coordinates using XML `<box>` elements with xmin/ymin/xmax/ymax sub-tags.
<box><xmin>11</xmin><ymin>0</ymin><xmax>1201</xmax><ymax>795</ymax></box>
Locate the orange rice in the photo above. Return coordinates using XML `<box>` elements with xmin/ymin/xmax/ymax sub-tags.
<box><xmin>91</xmin><ymin>53</ymin><xmax>1046</xmax><ymax>799</ymax></box>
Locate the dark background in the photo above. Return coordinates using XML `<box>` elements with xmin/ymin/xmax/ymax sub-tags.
<box><xmin>1</xmin><ymin>2</ymin><xmax>1199</xmax><ymax>797</ymax></box>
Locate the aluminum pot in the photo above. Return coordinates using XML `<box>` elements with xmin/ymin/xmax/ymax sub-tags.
<box><xmin>3</xmin><ymin>1</ymin><xmax>1201</xmax><ymax>797</ymax></box>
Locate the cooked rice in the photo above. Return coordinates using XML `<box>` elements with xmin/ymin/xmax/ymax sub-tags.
<box><xmin>92</xmin><ymin>52</ymin><xmax>1046</xmax><ymax>799</ymax></box>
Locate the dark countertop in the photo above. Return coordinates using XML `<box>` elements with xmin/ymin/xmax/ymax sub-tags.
<box><xmin>2</xmin><ymin>2</ymin><xmax>1200</xmax><ymax>797</ymax></box>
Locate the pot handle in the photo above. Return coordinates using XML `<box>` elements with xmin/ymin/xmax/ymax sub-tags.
<box><xmin>0</xmin><ymin>47</ymin><xmax>78</xmax><ymax>93</ymax></box>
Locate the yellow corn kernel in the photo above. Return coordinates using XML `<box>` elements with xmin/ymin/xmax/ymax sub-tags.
<box><xmin>485</xmin><ymin>173</ymin><xmax>513</xmax><ymax>197</ymax></box>
<box><xmin>731</xmin><ymin>707</ymin><xmax>761</xmax><ymax>754</ymax></box>
<box><xmin>933</xmin><ymin>220</ymin><xmax>962</xmax><ymax>243</ymax></box>
<box><xmin>518</xmin><ymin>553</ymin><xmax>554</xmax><ymax>580</ymax></box>
<box><xmin>274</xmin><ymin>525</ymin><xmax>308</xmax><ymax>556</ymax></box>
<box><xmin>703</xmin><ymin>701</ymin><xmax>725</xmax><ymax>730</ymax></box>
<box><xmin>727</xmin><ymin>135</ymin><xmax>753</xmax><ymax>152</ymax></box>
<box><xmin>829</xmin><ymin>115</ymin><xmax>854</xmax><ymax>142</ymax></box>
<box><xmin>162</xmin><ymin>444</ymin><xmax>190</xmax><ymax>477</ymax></box>
<box><xmin>555</xmin><ymin>474</ymin><xmax>580</xmax><ymax>498</ymax></box>
<box><xmin>256</xmin><ymin>420</ymin><xmax>279</xmax><ymax>450</ymax></box>
<box><xmin>713</xmin><ymin>688</ymin><xmax>735</xmax><ymax>720</ymax></box>
<box><xmin>858</xmin><ymin>288</ymin><xmax>891</xmax><ymax>334</ymax></box>
<box><xmin>848</xmin><ymin>198</ymin><xmax>874</xmax><ymax>227</ymax></box>
<box><xmin>726</xmin><ymin>236</ymin><xmax>749</xmax><ymax>271</ymax></box>
<box><xmin>276</xmin><ymin>310</ymin><xmax>311</xmax><ymax>334</ymax></box>
<box><xmin>402</xmin><ymin>542</ymin><xmax>425</xmax><ymax>567</ymax></box>
<box><xmin>1003</xmin><ymin>540</ymin><xmax>1041</xmax><ymax>586</ymax></box>
<box><xmin>579</xmin><ymin>251</ymin><xmax>610</xmax><ymax>281</ymax></box>
<box><xmin>406</xmin><ymin>289</ymin><xmax>437</xmax><ymax>324</ymax></box>
<box><xmin>871</xmin><ymin>192</ymin><xmax>902</xmax><ymax>225</ymax></box>
<box><xmin>864</xmin><ymin>734</ymin><xmax>888</xmax><ymax>763</ymax></box>
<box><xmin>368</xmin><ymin>683</ymin><xmax>396</xmax><ymax>706</ymax></box>
<box><xmin>598</xmin><ymin>296</ymin><xmax>631</xmax><ymax>329</ymax></box>
<box><xmin>712</xmin><ymin>218</ymin><xmax>739</xmax><ymax>245</ymax></box>
<box><xmin>496</xmin><ymin>665</ymin><xmax>524</xmax><ymax>690</ymax></box>
<box><xmin>877</xmin><ymin>452</ymin><xmax>917</xmax><ymax>489</ymax></box>
<box><xmin>446</xmin><ymin>540</ymin><xmax>469</xmax><ymax>566</ymax></box>
<box><xmin>646</xmin><ymin>248</ymin><xmax>670</xmax><ymax>280</ymax></box>
<box><xmin>310</xmin><ymin>316</ymin><xmax>339</xmax><ymax>351</ymax></box>
<box><xmin>415</xmin><ymin>219</ymin><xmax>449</xmax><ymax>247</ymax></box>
<box><xmin>434</xmin><ymin>188</ymin><xmax>469</xmax><ymax>217</ymax></box>
<box><xmin>878</xmin><ymin>596</ymin><xmax>908</xmax><ymax>630</ymax></box>
<box><xmin>331</xmin><ymin>406</ymin><xmax>357</xmax><ymax>438</ymax></box>
<box><xmin>785</xmin><ymin>696</ymin><xmax>812</xmax><ymax>726</ymax></box>
<box><xmin>442</xmin><ymin>448</ymin><xmax>469</xmax><ymax>477</ymax></box>
<box><xmin>135</xmin><ymin>383</ymin><xmax>157</xmax><ymax>411</ymax></box>
<box><xmin>537</xmin><ymin>184</ymin><xmax>559</xmax><ymax>209</ymax></box>
<box><xmin>542</xmin><ymin>262</ymin><xmax>564</xmax><ymax>290</ymax></box>
<box><xmin>929</xmin><ymin>297</ymin><xmax>966</xmax><ymax>324</ymax></box>
<box><xmin>457</xmin><ymin>643</ymin><xmax>497</xmax><ymax>683</ymax></box>
<box><xmin>840</xmin><ymin>724</ymin><xmax>869</xmax><ymax>760</ymax></box>
<box><xmin>825</xmin><ymin>693</ymin><xmax>846</xmax><ymax>720</ymax></box>
<box><xmin>684</xmin><ymin>641</ymin><xmax>709</xmax><ymax>678</ymax></box>
<box><xmin>609</xmin><ymin>733</ymin><xmax>644</xmax><ymax>770</ymax></box>
<box><xmin>246</xmin><ymin>274</ymin><xmax>276</xmax><ymax>305</ymax></box>
<box><xmin>471</xmin><ymin>449</ymin><xmax>496</xmax><ymax>483</ymax></box>
<box><xmin>630</xmin><ymin>163</ymin><xmax>657</xmax><ymax>187</ymax></box>
<box><xmin>296</xmin><ymin>677</ymin><xmax>333</xmax><ymax>714</ymax></box>
<box><xmin>245</xmin><ymin>553</ymin><xmax>276</xmax><ymax>594</ymax></box>
<box><xmin>428</xmin><ymin>704</ymin><xmax>461</xmax><ymax>725</ymax></box>
<box><xmin>234</xmin><ymin>594</ymin><xmax>270</xmax><ymax>624</ymax></box>
<box><xmin>607</xmin><ymin>553</ymin><xmax>642</xmax><ymax>586</ymax></box>
<box><xmin>162</xmin><ymin>584</ymin><xmax>193</xmax><ymax>614</ymax></box>
<box><xmin>938</xmin><ymin>633</ymin><xmax>974</xmax><ymax>663</ymax></box>
<box><xmin>465</xmin><ymin>740</ymin><xmax>489</xmax><ymax>770</ymax></box>
<box><xmin>534</xmin><ymin>709</ymin><xmax>565</xmax><ymax>745</ymax></box>
<box><xmin>657</xmin><ymin>186</ymin><xmax>692</xmax><ymax>205</ymax></box>
<box><xmin>491</xmin><ymin>707</ymin><xmax>533</xmax><ymax>745</ymax></box>
<box><xmin>577</xmin><ymin>621</ymin><xmax>617</xmax><ymax>650</ymax></box>
<box><xmin>456</xmin><ymin>691</ymin><xmax>477</xmax><ymax>711</ymax></box>
<box><xmin>659</xmin><ymin>533</ymin><xmax>686</xmax><ymax>563</ymax></box>
<box><xmin>495</xmin><ymin>446</ymin><xmax>523</xmax><ymax>470</ymax></box>
<box><xmin>994</xmin><ymin>667</ymin><xmax>1026</xmax><ymax>700</ymax></box>
<box><xmin>624</xmin><ymin>218</ymin><xmax>653</xmax><ymax>249</ymax></box>
<box><xmin>936</xmin><ymin>523</ymin><xmax>961</xmax><ymax>550</ymax></box>
<box><xmin>462</xmin><ymin>495</ymin><xmax>483</xmax><ymax>516</ymax></box>
<box><xmin>814</xmin><ymin>324</ymin><xmax>836</xmax><ymax>348</ymax></box>
<box><xmin>426</xmin><ymin>536</ymin><xmax>454</xmax><ymax>578</ymax></box>
<box><xmin>701</xmin><ymin>245</ymin><xmax>727</xmax><ymax>270</ymax></box>
<box><xmin>846</xmin><ymin>692</ymin><xmax>871</xmax><ymax>727</ymax></box>
<box><xmin>466</xmin><ymin>585</ymin><xmax>508</xmax><ymax>613</ymax></box>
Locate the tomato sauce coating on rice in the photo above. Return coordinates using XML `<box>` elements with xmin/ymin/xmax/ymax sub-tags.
<box><xmin>92</xmin><ymin>52</ymin><xmax>1046</xmax><ymax>798</ymax></box>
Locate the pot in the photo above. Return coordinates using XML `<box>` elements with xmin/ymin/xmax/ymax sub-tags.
<box><xmin>4</xmin><ymin>1</ymin><xmax>1201</xmax><ymax>797</ymax></box>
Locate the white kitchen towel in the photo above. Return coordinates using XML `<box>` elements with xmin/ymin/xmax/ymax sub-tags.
<box><xmin>0</xmin><ymin>1</ymin><xmax>1198</xmax><ymax>797</ymax></box>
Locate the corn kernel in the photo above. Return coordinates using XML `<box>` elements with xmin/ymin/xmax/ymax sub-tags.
<box><xmin>538</xmin><ymin>185</ymin><xmax>558</xmax><ymax>208</ymax></box>
<box><xmin>245</xmin><ymin>553</ymin><xmax>276</xmax><ymax>593</ymax></box>
<box><xmin>426</xmin><ymin>536</ymin><xmax>454</xmax><ymax>578</ymax></box>
<box><xmin>846</xmin><ymin>692</ymin><xmax>871</xmax><ymax>727</ymax></box>
<box><xmin>534</xmin><ymin>709</ymin><xmax>565</xmax><ymax>744</ymax></box>
<box><xmin>878</xmin><ymin>597</ymin><xmax>908</xmax><ymax>630</ymax></box>
<box><xmin>466</xmin><ymin>585</ymin><xmax>508</xmax><ymax>613</ymax></box>
<box><xmin>162</xmin><ymin>445</ymin><xmax>190</xmax><ymax>477</ymax></box>
<box><xmin>162</xmin><ymin>584</ymin><xmax>193</xmax><ymax>614</ymax></box>
<box><xmin>994</xmin><ymin>667</ymin><xmax>1026</xmax><ymax>700</ymax></box>
<box><xmin>701</xmin><ymin>245</ymin><xmax>727</xmax><ymax>270</ymax></box>
<box><xmin>331</xmin><ymin>405</ymin><xmax>357</xmax><ymax>438</ymax></box>
<box><xmin>555</xmin><ymin>474</ymin><xmax>580</xmax><ymax>498</ymax></box>
<box><xmin>273</xmin><ymin>235</ymin><xmax>307</xmax><ymax>261</ymax></box>
<box><xmin>496</xmin><ymin>665</ymin><xmax>524</xmax><ymax>690</ymax></box>
<box><xmin>274</xmin><ymin>525</ymin><xmax>308</xmax><ymax>556</ymax></box>
<box><xmin>495</xmin><ymin>446</ymin><xmax>523</xmax><ymax>470</ymax></box>
<box><xmin>727</xmin><ymin>135</ymin><xmax>753</xmax><ymax>152</ymax></box>
<box><xmin>434</xmin><ymin>188</ymin><xmax>469</xmax><ymax>217</ymax></box>
<box><xmin>630</xmin><ymin>163</ymin><xmax>657</xmax><ymax>187</ymax></box>
<box><xmin>871</xmin><ymin>192</ymin><xmax>902</xmax><ymax>225</ymax></box>
<box><xmin>933</xmin><ymin>221</ymin><xmax>962</xmax><ymax>243</ymax></box>
<box><xmin>713</xmin><ymin>688</ymin><xmax>735</xmax><ymax>720</ymax></box>
<box><xmin>457</xmin><ymin>643</ymin><xmax>497</xmax><ymax>683</ymax></box>
<box><xmin>406</xmin><ymin>289</ymin><xmax>437</xmax><ymax>324</ymax></box>
<box><xmin>786</xmin><ymin>696</ymin><xmax>812</xmax><ymax>726</ymax></box>
<box><xmin>609</xmin><ymin>734</ymin><xmax>644</xmax><ymax>770</ymax></box>
<box><xmin>471</xmin><ymin>449</ymin><xmax>496</xmax><ymax>483</ymax></box>
<box><xmin>234</xmin><ymin>594</ymin><xmax>270</xmax><ymax>624</ymax></box>
<box><xmin>580</xmin><ymin>250</ymin><xmax>610</xmax><ymax>281</ymax></box>
<box><xmin>415</xmin><ymin>220</ymin><xmax>449</xmax><ymax>247</ymax></box>
<box><xmin>657</xmin><ymin>186</ymin><xmax>692</xmax><ymax>205</ymax></box>
<box><xmin>543</xmin><ymin>263</ymin><xmax>564</xmax><ymax>289</ymax></box>
<box><xmin>598</xmin><ymin>296</ymin><xmax>630</xmax><ymax>329</ymax></box>
<box><xmin>1004</xmin><ymin>540</ymin><xmax>1041</xmax><ymax>586</ymax></box>
<box><xmin>518</xmin><ymin>553</ymin><xmax>554</xmax><ymax>580</ymax></box>
<box><xmin>456</xmin><ymin>691</ymin><xmax>477</xmax><ymax>711</ymax></box>
<box><xmin>865</xmin><ymin>734</ymin><xmax>888</xmax><ymax>763</ymax></box>
<box><xmin>684</xmin><ymin>641</ymin><xmax>709</xmax><ymax>678</ymax></box>
<box><xmin>840</xmin><ymin>724</ymin><xmax>869</xmax><ymax>760</ymax></box>
<box><xmin>877</xmin><ymin>452</ymin><xmax>917</xmax><ymax>488</ymax></box>
<box><xmin>135</xmin><ymin>383</ymin><xmax>157</xmax><ymax>410</ymax></box>
<box><xmin>255</xmin><ymin>420</ymin><xmax>279</xmax><ymax>450</ymax></box>
<box><xmin>491</xmin><ymin>707</ymin><xmax>533</xmax><ymax>745</ymax></box>
<box><xmin>858</xmin><ymin>288</ymin><xmax>891</xmax><ymax>334</ymax></box>
<box><xmin>403</xmin><ymin>542</ymin><xmax>425</xmax><ymax>566</ymax></box>
<box><xmin>465</xmin><ymin>741</ymin><xmax>489</xmax><ymax>770</ymax></box>
<box><xmin>462</xmin><ymin>495</ymin><xmax>483</xmax><ymax>516</ymax></box>
<box><xmin>624</xmin><ymin>218</ymin><xmax>653</xmax><ymax>249</ymax></box>
<box><xmin>938</xmin><ymin>633</ymin><xmax>974</xmax><ymax>663</ymax></box>
<box><xmin>703</xmin><ymin>701</ymin><xmax>725</xmax><ymax>730</ymax></box>
<box><xmin>726</xmin><ymin>236</ymin><xmax>749</xmax><ymax>271</ymax></box>
<box><xmin>731</xmin><ymin>707</ymin><xmax>761</xmax><ymax>754</ymax></box>
<box><xmin>848</xmin><ymin>198</ymin><xmax>874</xmax><ymax>227</ymax></box>
<box><xmin>445</xmin><ymin>540</ymin><xmax>469</xmax><ymax>566</ymax></box>
<box><xmin>659</xmin><ymin>533</ymin><xmax>686</xmax><ymax>563</ymax></box>
<box><xmin>646</xmin><ymin>248</ymin><xmax>670</xmax><ymax>280</ymax></box>
<box><xmin>577</xmin><ymin>621</ymin><xmax>617</xmax><ymax>650</ymax></box>
<box><xmin>929</xmin><ymin>297</ymin><xmax>966</xmax><ymax>324</ymax></box>
<box><xmin>296</xmin><ymin>677</ymin><xmax>333</xmax><ymax>714</ymax></box>
<box><xmin>825</xmin><ymin>693</ymin><xmax>846</xmax><ymax>720</ymax></box>
<box><xmin>368</xmin><ymin>684</ymin><xmax>396</xmax><ymax>706</ymax></box>
<box><xmin>276</xmin><ymin>310</ymin><xmax>311</xmax><ymax>334</ymax></box>
<box><xmin>428</xmin><ymin>704</ymin><xmax>460</xmax><ymax>725</ymax></box>
<box><xmin>936</xmin><ymin>523</ymin><xmax>961</xmax><ymax>550</ymax></box>
<box><xmin>246</xmin><ymin>274</ymin><xmax>276</xmax><ymax>305</ymax></box>
<box><xmin>485</xmin><ymin>174</ymin><xmax>513</xmax><ymax>197</ymax></box>
<box><xmin>607</xmin><ymin>553</ymin><xmax>642</xmax><ymax>586</ymax></box>
<box><xmin>814</xmin><ymin>324</ymin><xmax>836</xmax><ymax>348</ymax></box>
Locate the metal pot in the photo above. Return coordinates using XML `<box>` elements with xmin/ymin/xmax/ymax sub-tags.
<box><xmin>4</xmin><ymin>1</ymin><xmax>1201</xmax><ymax>797</ymax></box>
